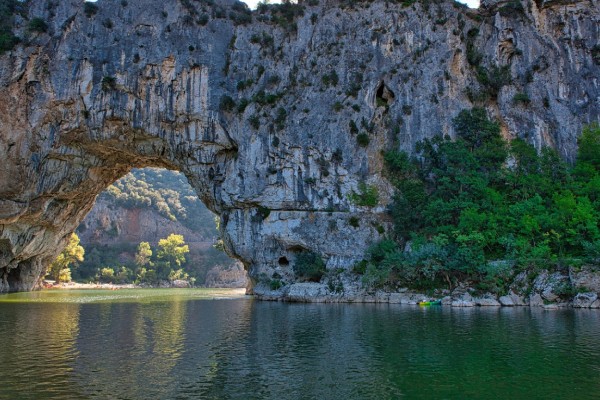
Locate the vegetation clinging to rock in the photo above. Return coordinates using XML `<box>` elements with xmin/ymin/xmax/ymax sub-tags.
<box><xmin>360</xmin><ymin>110</ymin><xmax>600</xmax><ymax>293</ymax></box>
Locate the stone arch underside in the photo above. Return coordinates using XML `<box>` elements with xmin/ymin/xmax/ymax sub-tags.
<box><xmin>1</xmin><ymin>0</ymin><xmax>599</xmax><ymax>294</ymax></box>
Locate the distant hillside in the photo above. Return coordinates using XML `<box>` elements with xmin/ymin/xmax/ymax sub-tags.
<box><xmin>75</xmin><ymin>168</ymin><xmax>247</xmax><ymax>287</ymax></box>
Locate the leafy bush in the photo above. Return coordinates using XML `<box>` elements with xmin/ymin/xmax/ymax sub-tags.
<box><xmin>101</xmin><ymin>76</ymin><xmax>117</xmax><ymax>91</ymax></box>
<box><xmin>321</xmin><ymin>70</ymin><xmax>339</xmax><ymax>87</ymax></box>
<box><xmin>84</xmin><ymin>2</ymin><xmax>99</xmax><ymax>18</ymax></box>
<box><xmin>269</xmin><ymin>279</ymin><xmax>283</xmax><ymax>290</ymax></box>
<box><xmin>198</xmin><ymin>14</ymin><xmax>209</xmax><ymax>26</ymax></box>
<box><xmin>513</xmin><ymin>92</ymin><xmax>531</xmax><ymax>105</ymax></box>
<box><xmin>349</xmin><ymin>216</ymin><xmax>360</xmax><ymax>228</ymax></box>
<box><xmin>99</xmin><ymin>267</ymin><xmax>115</xmax><ymax>283</ymax></box>
<box><xmin>293</xmin><ymin>251</ymin><xmax>326</xmax><ymax>282</ymax></box>
<box><xmin>28</xmin><ymin>18</ymin><xmax>48</xmax><ymax>33</ymax></box>
<box><xmin>476</xmin><ymin>65</ymin><xmax>512</xmax><ymax>98</ymax></box>
<box><xmin>349</xmin><ymin>182</ymin><xmax>379</xmax><ymax>207</ymax></box>
<box><xmin>498</xmin><ymin>1</ymin><xmax>525</xmax><ymax>17</ymax></box>
<box><xmin>219</xmin><ymin>95</ymin><xmax>236</xmax><ymax>112</ymax></box>
<box><xmin>248</xmin><ymin>114</ymin><xmax>260</xmax><ymax>130</ymax></box>
<box><xmin>0</xmin><ymin>32</ymin><xmax>19</xmax><ymax>53</ymax></box>
<box><xmin>356</xmin><ymin>133</ymin><xmax>369</xmax><ymax>147</ymax></box>
<box><xmin>0</xmin><ymin>0</ymin><xmax>21</xmax><ymax>54</ymax></box>
<box><xmin>256</xmin><ymin>1</ymin><xmax>304</xmax><ymax>32</ymax></box>
<box><xmin>592</xmin><ymin>45</ymin><xmax>600</xmax><ymax>65</ymax></box>
<box><xmin>465</xmin><ymin>28</ymin><xmax>482</xmax><ymax>66</ymax></box>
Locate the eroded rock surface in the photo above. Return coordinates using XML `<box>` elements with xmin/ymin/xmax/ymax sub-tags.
<box><xmin>0</xmin><ymin>0</ymin><xmax>598</xmax><ymax>293</ymax></box>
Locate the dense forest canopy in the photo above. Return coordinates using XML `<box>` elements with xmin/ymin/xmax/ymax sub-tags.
<box><xmin>102</xmin><ymin>168</ymin><xmax>215</xmax><ymax>234</ymax></box>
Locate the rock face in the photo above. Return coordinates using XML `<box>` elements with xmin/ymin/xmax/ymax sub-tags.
<box><xmin>0</xmin><ymin>0</ymin><xmax>598</xmax><ymax>293</ymax></box>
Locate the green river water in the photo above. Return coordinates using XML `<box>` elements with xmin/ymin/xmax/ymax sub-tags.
<box><xmin>0</xmin><ymin>288</ymin><xmax>599</xmax><ymax>399</ymax></box>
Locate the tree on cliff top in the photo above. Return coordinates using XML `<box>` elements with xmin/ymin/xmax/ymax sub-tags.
<box><xmin>48</xmin><ymin>233</ymin><xmax>85</xmax><ymax>283</ymax></box>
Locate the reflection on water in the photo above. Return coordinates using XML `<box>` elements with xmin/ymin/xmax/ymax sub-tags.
<box><xmin>1</xmin><ymin>290</ymin><xmax>600</xmax><ymax>399</ymax></box>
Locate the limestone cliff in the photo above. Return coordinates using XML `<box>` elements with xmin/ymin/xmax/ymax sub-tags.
<box><xmin>0</xmin><ymin>0</ymin><xmax>598</xmax><ymax>294</ymax></box>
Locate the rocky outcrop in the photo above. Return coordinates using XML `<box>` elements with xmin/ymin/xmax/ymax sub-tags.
<box><xmin>253</xmin><ymin>266</ymin><xmax>600</xmax><ymax>307</ymax></box>
<box><xmin>204</xmin><ymin>263</ymin><xmax>250</xmax><ymax>288</ymax></box>
<box><xmin>0</xmin><ymin>0</ymin><xmax>598</xmax><ymax>293</ymax></box>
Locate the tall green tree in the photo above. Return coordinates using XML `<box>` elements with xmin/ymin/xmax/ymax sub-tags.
<box><xmin>48</xmin><ymin>233</ymin><xmax>85</xmax><ymax>283</ymax></box>
<box><xmin>576</xmin><ymin>124</ymin><xmax>600</xmax><ymax>170</ymax></box>
<box><xmin>157</xmin><ymin>234</ymin><xmax>189</xmax><ymax>268</ymax></box>
<box><xmin>135</xmin><ymin>242</ymin><xmax>153</xmax><ymax>268</ymax></box>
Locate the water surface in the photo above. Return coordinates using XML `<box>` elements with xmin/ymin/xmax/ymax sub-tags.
<box><xmin>0</xmin><ymin>289</ymin><xmax>599</xmax><ymax>399</ymax></box>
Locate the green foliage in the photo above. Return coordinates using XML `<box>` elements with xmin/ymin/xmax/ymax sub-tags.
<box><xmin>256</xmin><ymin>0</ymin><xmax>304</xmax><ymax>32</ymax></box>
<box><xmin>0</xmin><ymin>31</ymin><xmax>19</xmax><ymax>54</ymax></box>
<box><xmin>0</xmin><ymin>0</ymin><xmax>22</xmax><ymax>54</ymax></box>
<box><xmin>349</xmin><ymin>120</ymin><xmax>359</xmax><ymax>135</ymax></box>
<box><xmin>252</xmin><ymin>90</ymin><xmax>281</xmax><ymax>106</ymax></box>
<box><xmin>269</xmin><ymin>279</ymin><xmax>283</xmax><ymax>290</ymax></box>
<box><xmin>513</xmin><ymin>92</ymin><xmax>531</xmax><ymax>105</ymax></box>
<box><xmin>498</xmin><ymin>1</ymin><xmax>525</xmax><ymax>17</ymax></box>
<box><xmin>48</xmin><ymin>233</ymin><xmax>85</xmax><ymax>283</ymax></box>
<box><xmin>76</xmin><ymin>169</ymin><xmax>231</xmax><ymax>285</ymax></box>
<box><xmin>219</xmin><ymin>95</ymin><xmax>236</xmax><ymax>112</ymax></box>
<box><xmin>476</xmin><ymin>65</ymin><xmax>512</xmax><ymax>99</ymax></box>
<box><xmin>99</xmin><ymin>267</ymin><xmax>115</xmax><ymax>282</ymax></box>
<box><xmin>28</xmin><ymin>18</ymin><xmax>48</xmax><ymax>33</ymax></box>
<box><xmin>237</xmin><ymin>98</ymin><xmax>250</xmax><ymax>113</ymax></box>
<box><xmin>229</xmin><ymin>2</ymin><xmax>252</xmax><ymax>26</ymax></box>
<box><xmin>253</xmin><ymin>206</ymin><xmax>271</xmax><ymax>221</ymax></box>
<box><xmin>135</xmin><ymin>242</ymin><xmax>153</xmax><ymax>268</ymax></box>
<box><xmin>321</xmin><ymin>70</ymin><xmax>339</xmax><ymax>87</ymax></box>
<box><xmin>370</xmin><ymin>111</ymin><xmax>600</xmax><ymax>292</ymax></box>
<box><xmin>349</xmin><ymin>182</ymin><xmax>379</xmax><ymax>207</ymax></box>
<box><xmin>197</xmin><ymin>14</ymin><xmax>209</xmax><ymax>26</ymax></box>
<box><xmin>592</xmin><ymin>45</ymin><xmax>600</xmax><ymax>65</ymax></box>
<box><xmin>576</xmin><ymin>124</ymin><xmax>600</xmax><ymax>171</ymax></box>
<box><xmin>101</xmin><ymin>76</ymin><xmax>117</xmax><ymax>92</ymax></box>
<box><xmin>103</xmin><ymin>169</ymin><xmax>195</xmax><ymax>226</ymax></box>
<box><xmin>84</xmin><ymin>2</ymin><xmax>99</xmax><ymax>18</ymax></box>
<box><xmin>274</xmin><ymin>107</ymin><xmax>287</xmax><ymax>130</ymax></box>
<box><xmin>157</xmin><ymin>234</ymin><xmax>189</xmax><ymax>268</ymax></box>
<box><xmin>293</xmin><ymin>251</ymin><xmax>326</xmax><ymax>282</ymax></box>
<box><xmin>248</xmin><ymin>114</ymin><xmax>260</xmax><ymax>130</ymax></box>
<box><xmin>356</xmin><ymin>133</ymin><xmax>370</xmax><ymax>147</ymax></box>
<box><xmin>465</xmin><ymin>28</ymin><xmax>482</xmax><ymax>67</ymax></box>
<box><xmin>349</xmin><ymin>216</ymin><xmax>360</xmax><ymax>228</ymax></box>
<box><xmin>237</xmin><ymin>79</ymin><xmax>254</xmax><ymax>91</ymax></box>
<box><xmin>249</xmin><ymin>32</ymin><xmax>273</xmax><ymax>47</ymax></box>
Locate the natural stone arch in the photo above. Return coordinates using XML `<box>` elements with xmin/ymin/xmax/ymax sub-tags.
<box><xmin>0</xmin><ymin>53</ymin><xmax>238</xmax><ymax>291</ymax></box>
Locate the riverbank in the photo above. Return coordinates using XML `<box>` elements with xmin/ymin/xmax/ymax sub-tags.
<box><xmin>41</xmin><ymin>265</ymin><xmax>600</xmax><ymax>309</ymax></box>
<box><xmin>253</xmin><ymin>266</ymin><xmax>600</xmax><ymax>309</ymax></box>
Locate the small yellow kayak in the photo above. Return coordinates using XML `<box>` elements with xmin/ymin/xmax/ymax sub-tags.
<box><xmin>418</xmin><ymin>300</ymin><xmax>442</xmax><ymax>306</ymax></box>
